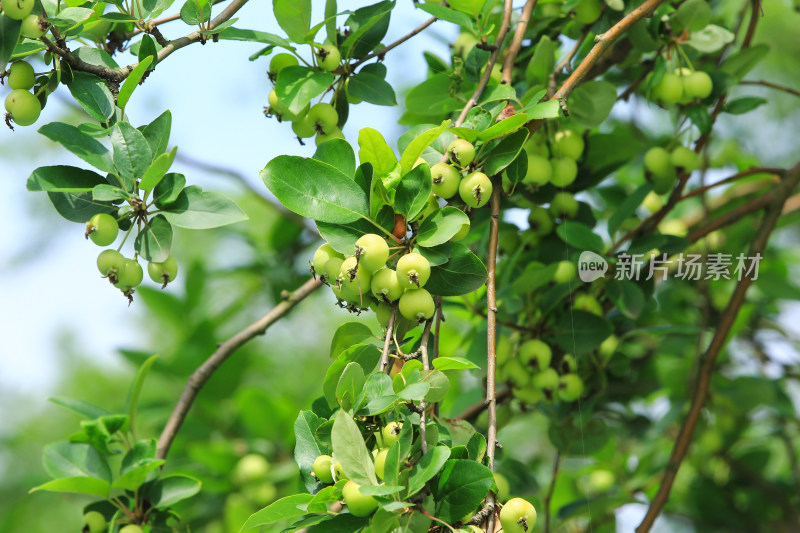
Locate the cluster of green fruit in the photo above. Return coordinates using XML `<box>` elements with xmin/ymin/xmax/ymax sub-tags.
<box><xmin>643</xmin><ymin>144</ymin><xmax>701</xmax><ymax>194</ymax></box>
<box><xmin>3</xmin><ymin>61</ymin><xmax>43</xmax><ymax>127</ymax></box>
<box><xmin>81</xmin><ymin>510</ymin><xmax>142</xmax><ymax>533</ymax></box>
<box><xmin>266</xmin><ymin>46</ymin><xmax>345</xmax><ymax>145</ymax></box>
<box><xmin>498</xmin><ymin>338</ymin><xmax>585</xmax><ymax>404</ymax></box>
<box><xmin>430</xmin><ymin>138</ymin><xmax>493</xmax><ymax>208</ymax></box>
<box><xmin>651</xmin><ymin>67</ymin><xmax>713</xmax><ymax>106</ymax></box>
<box><xmin>232</xmin><ymin>453</ymin><xmax>277</xmax><ymax>507</ymax></box>
<box><xmin>87</xmin><ymin>213</ymin><xmax>178</xmax><ymax>296</ymax></box>
<box><xmin>1</xmin><ymin>0</ymin><xmax>45</xmax><ymax>35</ymax></box>
<box><xmin>520</xmin><ymin>128</ymin><xmax>585</xmax><ymax>189</ymax></box>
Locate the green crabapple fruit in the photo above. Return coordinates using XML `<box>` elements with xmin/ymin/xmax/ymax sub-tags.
<box><xmin>453</xmin><ymin>32</ymin><xmax>479</xmax><ymax>57</ymax></box>
<box><xmin>588</xmin><ymin>469</ymin><xmax>616</xmax><ymax>493</ymax></box>
<box><xmin>643</xmin><ymin>147</ymin><xmax>673</xmax><ymax>178</ymax></box>
<box><xmin>500</xmin><ymin>498</ymin><xmax>537</xmax><ymax>533</ymax></box>
<box><xmin>396</xmin><ymin>252</ymin><xmax>431</xmax><ymax>289</ymax></box>
<box><xmin>269</xmin><ymin>53</ymin><xmax>298</xmax><ymax>78</ymax></box>
<box><xmin>339</xmin><ymin>256</ymin><xmax>373</xmax><ymax>299</ymax></box>
<box><xmin>519</xmin><ymin>339</ymin><xmax>552</xmax><ymax>372</ymax></box>
<box><xmin>312</xmin><ymin>243</ymin><xmax>342</xmax><ymax>276</ymax></box>
<box><xmin>147</xmin><ymin>255</ymin><xmax>178</xmax><ymax>286</ymax></box>
<box><xmin>374</xmin><ymin>448</ymin><xmax>388</xmax><ymax>480</ymax></box>
<box><xmin>399</xmin><ymin>288</ymin><xmax>434</xmax><ymax>322</ymax></box>
<box><xmin>459</xmin><ymin>171</ymin><xmax>492</xmax><ymax>208</ymax></box>
<box><xmin>82</xmin><ymin>511</ymin><xmax>107</xmax><ymax>533</ymax></box>
<box><xmin>382</xmin><ymin>421</ymin><xmax>403</xmax><ymax>447</ymax></box>
<box><xmin>234</xmin><ymin>454</ymin><xmax>269</xmax><ymax>485</ymax></box>
<box><xmin>342</xmin><ymin>480</ymin><xmax>379</xmax><ymax>517</ymax></box>
<box><xmin>523</xmin><ymin>153</ymin><xmax>552</xmax><ymax>185</ymax></box>
<box><xmin>684</xmin><ymin>70</ymin><xmax>713</xmax><ymax>99</ymax></box>
<box><xmin>85</xmin><ymin>213</ymin><xmax>119</xmax><ymax>246</ymax></box>
<box><xmin>1</xmin><ymin>0</ymin><xmax>34</xmax><ymax>19</ymax></box>
<box><xmin>513</xmin><ymin>384</ymin><xmax>544</xmax><ymax>404</ymax></box>
<box><xmin>292</xmin><ymin>115</ymin><xmax>317</xmax><ymax>138</ymax></box>
<box><xmin>117</xmin><ymin>259</ymin><xmax>143</xmax><ymax>290</ymax></box>
<box><xmin>651</xmin><ymin>170</ymin><xmax>677</xmax><ymax>195</ymax></box>
<box><xmin>268</xmin><ymin>90</ymin><xmax>305</xmax><ymax>121</ymax></box>
<box><xmin>371</xmin><ymin>268</ymin><xmax>404</xmax><ymax>303</ymax></box>
<box><xmin>97</xmin><ymin>250</ymin><xmax>126</xmax><ymax>282</ymax></box>
<box><xmin>4</xmin><ymin>89</ymin><xmax>41</xmax><ymax>126</ymax></box>
<box><xmin>119</xmin><ymin>526</ymin><xmax>143</xmax><ymax>533</ymax></box>
<box><xmin>316</xmin><ymin>44</ymin><xmax>341</xmax><ymax>72</ymax></box>
<box><xmin>505</xmin><ymin>359</ymin><xmax>530</xmax><ymax>388</ymax></box>
<box><xmin>573</xmin><ymin>293</ymin><xmax>603</xmax><ymax>315</ymax></box>
<box><xmin>355</xmin><ymin>233</ymin><xmax>390</xmax><ymax>272</ymax></box>
<box><xmin>315</xmin><ymin>128</ymin><xmax>345</xmax><ymax>146</ymax></box>
<box><xmin>670</xmin><ymin>145</ymin><xmax>700</xmax><ymax>172</ymax></box>
<box><xmin>494</xmin><ymin>472</ymin><xmax>511</xmax><ymax>502</ymax></box>
<box><xmin>574</xmin><ymin>0</ymin><xmax>602</xmax><ymax>25</ymax></box>
<box><xmin>446</xmin><ymin>138</ymin><xmax>475</xmax><ymax>167</ymax></box>
<box><xmin>307</xmin><ymin>102</ymin><xmax>339</xmax><ymax>134</ymax></box>
<box><xmin>532</xmin><ymin>368</ymin><xmax>560</xmax><ymax>397</ymax></box>
<box><xmin>550</xmin><ymin>157</ymin><xmax>578</xmax><ymax>187</ymax></box>
<box><xmin>550</xmin><ymin>191</ymin><xmax>579</xmax><ymax>218</ymax></box>
<box><xmin>559</xmin><ymin>354</ymin><xmax>577</xmax><ymax>373</ymax></box>
<box><xmin>430</xmin><ymin>163</ymin><xmax>460</xmax><ymax>198</ymax></box>
<box><xmin>322</xmin><ymin>257</ymin><xmax>344</xmax><ymax>285</ymax></box>
<box><xmin>21</xmin><ymin>14</ymin><xmax>46</xmax><ymax>38</ymax></box>
<box><xmin>8</xmin><ymin>61</ymin><xmax>35</xmax><ymax>90</ymax></box>
<box><xmin>528</xmin><ymin>206</ymin><xmax>554</xmax><ymax>235</ymax></box>
<box><xmin>553</xmin><ymin>129</ymin><xmax>585</xmax><ymax>160</ymax></box>
<box><xmin>553</xmin><ymin>260</ymin><xmax>577</xmax><ymax>283</ymax></box>
<box><xmin>334</xmin><ymin>461</ymin><xmax>347</xmax><ymax>481</ymax></box>
<box><xmin>312</xmin><ymin>454</ymin><xmax>334</xmax><ymax>483</ymax></box>
<box><xmin>558</xmin><ymin>373</ymin><xmax>584</xmax><ymax>402</ymax></box>
<box><xmin>653</xmin><ymin>73</ymin><xmax>683</xmax><ymax>105</ymax></box>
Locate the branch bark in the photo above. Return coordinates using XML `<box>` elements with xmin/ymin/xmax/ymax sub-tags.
<box><xmin>350</xmin><ymin>16</ymin><xmax>437</xmax><ymax>70</ymax></box>
<box><xmin>501</xmin><ymin>0</ymin><xmax>538</xmax><ymax>85</ymax></box>
<box><xmin>635</xmin><ymin>161</ymin><xmax>800</xmax><ymax>532</ymax></box>
<box><xmin>156</xmin><ymin>277</ymin><xmax>322</xmax><ymax>459</ymax></box>
<box><xmin>380</xmin><ymin>308</ymin><xmax>397</xmax><ymax>375</ymax></box>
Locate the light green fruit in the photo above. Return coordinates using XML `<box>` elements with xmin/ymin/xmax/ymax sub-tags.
<box><xmin>451</xmin><ymin>221</ymin><xmax>470</xmax><ymax>241</ymax></box>
<box><xmin>396</xmin><ymin>252</ymin><xmax>431</xmax><ymax>289</ymax></box>
<box><xmin>119</xmin><ymin>526</ymin><xmax>144</xmax><ymax>533</ymax></box>
<box><xmin>117</xmin><ymin>259</ymin><xmax>143</xmax><ymax>291</ymax></box>
<box><xmin>399</xmin><ymin>288</ymin><xmax>434</xmax><ymax>322</ymax></box>
<box><xmin>642</xmin><ymin>191</ymin><xmax>664</xmax><ymax>213</ymax></box>
<box><xmin>82</xmin><ymin>511</ymin><xmax>107</xmax><ymax>533</ymax></box>
<box><xmin>312</xmin><ymin>455</ymin><xmax>334</xmax><ymax>483</ymax></box>
<box><xmin>1</xmin><ymin>0</ymin><xmax>35</xmax><ymax>19</ymax></box>
<box><xmin>574</xmin><ymin>0</ymin><xmax>602</xmax><ymax>25</ymax></box>
<box><xmin>550</xmin><ymin>157</ymin><xmax>578</xmax><ymax>187</ymax></box>
<box><xmin>342</xmin><ymin>480</ymin><xmax>379</xmax><ymax>517</ymax></box>
<box><xmin>7</xmin><ymin>61</ymin><xmax>35</xmax><ymax>90</ymax></box>
<box><xmin>553</xmin><ymin>130</ymin><xmax>585</xmax><ymax>160</ymax></box>
<box><xmin>447</xmin><ymin>138</ymin><xmax>476</xmax><ymax>167</ymax></box>
<box><xmin>430</xmin><ymin>163</ymin><xmax>461</xmax><ymax>198</ymax></box>
<box><xmin>549</xmin><ymin>192</ymin><xmax>579</xmax><ymax>219</ymax></box>
<box><xmin>559</xmin><ymin>354</ymin><xmax>577</xmax><ymax>374</ymax></box>
<box><xmin>371</xmin><ymin>268</ymin><xmax>404</xmax><ymax>303</ymax></box>
<box><xmin>334</xmin><ymin>461</ymin><xmax>348</xmax><ymax>481</ymax></box>
<box><xmin>315</xmin><ymin>127</ymin><xmax>345</xmax><ymax>146</ymax></box>
<box><xmin>573</xmin><ymin>293</ymin><xmax>603</xmax><ymax>315</ymax></box>
<box><xmin>234</xmin><ymin>453</ymin><xmax>269</xmax><ymax>484</ymax></box>
<box><xmin>558</xmin><ymin>374</ymin><xmax>584</xmax><ymax>402</ymax></box>
<box><xmin>588</xmin><ymin>469</ymin><xmax>616</xmax><ymax>492</ymax></box>
<box><xmin>453</xmin><ymin>32</ymin><xmax>479</xmax><ymax>57</ymax></box>
<box><xmin>599</xmin><ymin>335</ymin><xmax>619</xmax><ymax>359</ymax></box>
<box><xmin>339</xmin><ymin>256</ymin><xmax>373</xmax><ymax>299</ymax></box>
<box><xmin>308</xmin><ymin>102</ymin><xmax>339</xmax><ymax>134</ymax></box>
<box><xmin>528</xmin><ymin>206</ymin><xmax>554</xmax><ymax>235</ymax></box>
<box><xmin>532</xmin><ymin>368</ymin><xmax>559</xmax><ymax>395</ymax></box>
<box><xmin>670</xmin><ymin>145</ymin><xmax>700</xmax><ymax>172</ymax></box>
<box><xmin>267</xmin><ymin>89</ymin><xmax>305</xmax><ymax>121</ymax></box>
<box><xmin>147</xmin><ymin>255</ymin><xmax>178</xmax><ymax>286</ymax></box>
<box><xmin>506</xmin><ymin>359</ymin><xmax>530</xmax><ymax>388</ymax></box>
<box><xmin>355</xmin><ymin>233</ymin><xmax>390</xmax><ymax>272</ymax></box>
<box><xmin>21</xmin><ymin>14</ymin><xmax>45</xmax><ymax>38</ymax></box>
<box><xmin>459</xmin><ymin>171</ymin><xmax>492</xmax><ymax>208</ymax></box>
<box><xmin>494</xmin><ymin>472</ymin><xmax>510</xmax><ymax>502</ymax></box>
<box><xmin>653</xmin><ymin>73</ymin><xmax>683</xmax><ymax>105</ymax></box>
<box><xmin>523</xmin><ymin>153</ymin><xmax>552</xmax><ymax>185</ymax></box>
<box><xmin>269</xmin><ymin>53</ymin><xmax>298</xmax><ymax>78</ymax></box>
<box><xmin>651</xmin><ymin>170</ymin><xmax>677</xmax><ymax>195</ymax></box>
<box><xmin>316</xmin><ymin>44</ymin><xmax>341</xmax><ymax>72</ymax></box>
<box><xmin>85</xmin><ymin>213</ymin><xmax>119</xmax><ymax>246</ymax></box>
<box><xmin>519</xmin><ymin>339</ymin><xmax>552</xmax><ymax>372</ymax></box>
<box><xmin>684</xmin><ymin>70</ymin><xmax>713</xmax><ymax>99</ymax></box>
<box><xmin>374</xmin><ymin>448</ymin><xmax>388</xmax><ymax>480</ymax></box>
<box><xmin>323</xmin><ymin>257</ymin><xmax>345</xmax><ymax>284</ymax></box>
<box><xmin>553</xmin><ymin>260</ymin><xmax>577</xmax><ymax>284</ymax></box>
<box><xmin>4</xmin><ymin>89</ymin><xmax>41</xmax><ymax>126</ymax></box>
<box><xmin>499</xmin><ymin>497</ymin><xmax>537</xmax><ymax>533</ymax></box>
<box><xmin>97</xmin><ymin>249</ymin><xmax>126</xmax><ymax>281</ymax></box>
<box><xmin>312</xmin><ymin>243</ymin><xmax>342</xmax><ymax>275</ymax></box>
<box><xmin>292</xmin><ymin>115</ymin><xmax>317</xmax><ymax>138</ymax></box>
<box><xmin>643</xmin><ymin>147</ymin><xmax>673</xmax><ymax>178</ymax></box>
<box><xmin>382</xmin><ymin>421</ymin><xmax>403</xmax><ymax>447</ymax></box>
<box><xmin>514</xmin><ymin>384</ymin><xmax>544</xmax><ymax>404</ymax></box>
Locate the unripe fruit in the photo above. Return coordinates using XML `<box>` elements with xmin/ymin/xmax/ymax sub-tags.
<box><xmin>85</xmin><ymin>213</ymin><xmax>119</xmax><ymax>246</ymax></box>
<box><xmin>446</xmin><ymin>139</ymin><xmax>475</xmax><ymax>167</ymax></box>
<box><xmin>684</xmin><ymin>70</ymin><xmax>713</xmax><ymax>99</ymax></box>
<box><xmin>588</xmin><ymin>469</ymin><xmax>616</xmax><ymax>492</ymax></box>
<box><xmin>500</xmin><ymin>497</ymin><xmax>537</xmax><ymax>533</ymax></box>
<box><xmin>553</xmin><ymin>130</ymin><xmax>585</xmax><ymax>160</ymax></box>
<box><xmin>532</xmin><ymin>368</ymin><xmax>560</xmax><ymax>396</ymax></box>
<box><xmin>382</xmin><ymin>421</ymin><xmax>403</xmax><ymax>447</ymax></box>
<box><xmin>558</xmin><ymin>373</ymin><xmax>584</xmax><ymax>402</ymax></box>
<box><xmin>307</xmin><ymin>102</ymin><xmax>339</xmax><ymax>134</ymax></box>
<box><xmin>234</xmin><ymin>453</ymin><xmax>269</xmax><ymax>485</ymax></box>
<box><xmin>355</xmin><ymin>233</ymin><xmax>390</xmax><ymax>272</ymax></box>
<box><xmin>339</xmin><ymin>256</ymin><xmax>373</xmax><ymax>299</ymax></box>
<box><xmin>670</xmin><ymin>146</ymin><xmax>700</xmax><ymax>172</ymax></box>
<box><xmin>549</xmin><ymin>157</ymin><xmax>578</xmax><ymax>187</ymax></box>
<box><xmin>598</xmin><ymin>335</ymin><xmax>619</xmax><ymax>359</ymax></box>
<box><xmin>8</xmin><ymin>61</ymin><xmax>35</xmax><ymax>90</ymax></box>
<box><xmin>399</xmin><ymin>288</ymin><xmax>434</xmax><ymax>322</ymax></box>
<box><xmin>430</xmin><ymin>163</ymin><xmax>460</xmax><ymax>198</ymax></box>
<box><xmin>513</xmin><ymin>384</ymin><xmax>544</xmax><ymax>404</ymax></box>
<box><xmin>459</xmin><ymin>171</ymin><xmax>492</xmax><ymax>208</ymax></box>
<box><xmin>643</xmin><ymin>147</ymin><xmax>673</xmax><ymax>178</ymax></box>
<box><xmin>4</xmin><ymin>89</ymin><xmax>41</xmax><ymax>126</ymax></box>
<box><xmin>374</xmin><ymin>448</ymin><xmax>388</xmax><ymax>480</ymax></box>
<box><xmin>1</xmin><ymin>0</ymin><xmax>35</xmax><ymax>19</ymax></box>
<box><xmin>82</xmin><ymin>511</ymin><xmax>107</xmax><ymax>533</ymax></box>
<box><xmin>312</xmin><ymin>455</ymin><xmax>334</xmax><ymax>483</ymax></box>
<box><xmin>573</xmin><ymin>293</ymin><xmax>603</xmax><ymax>315</ymax></box>
<box><xmin>653</xmin><ymin>73</ymin><xmax>683</xmax><ymax>105</ymax></box>
<box><xmin>323</xmin><ymin>257</ymin><xmax>344</xmax><ymax>283</ymax></box>
<box><xmin>494</xmin><ymin>472</ymin><xmax>510</xmax><ymax>502</ymax></box>
<box><xmin>550</xmin><ymin>191</ymin><xmax>579</xmax><ymax>219</ymax></box>
<box><xmin>453</xmin><ymin>32</ymin><xmax>479</xmax><ymax>57</ymax></box>
<box><xmin>523</xmin><ymin>153</ymin><xmax>552</xmax><ymax>185</ymax></box>
<box><xmin>315</xmin><ymin>128</ymin><xmax>345</xmax><ymax>145</ymax></box>
<box><xmin>334</xmin><ymin>461</ymin><xmax>348</xmax><ymax>481</ymax></box>
<box><xmin>313</xmin><ymin>243</ymin><xmax>342</xmax><ymax>275</ymax></box>
<box><xmin>342</xmin><ymin>480</ymin><xmax>379</xmax><ymax>517</ymax></box>
<box><xmin>505</xmin><ymin>359</ymin><xmax>530</xmax><ymax>388</ymax></box>
<box><xmin>21</xmin><ymin>14</ymin><xmax>45</xmax><ymax>38</ymax></box>
<box><xmin>553</xmin><ymin>260</ymin><xmax>577</xmax><ymax>284</ymax></box>
<box><xmin>316</xmin><ymin>44</ymin><xmax>341</xmax><ymax>72</ymax></box>
<box><xmin>574</xmin><ymin>0</ymin><xmax>602</xmax><ymax>25</ymax></box>
<box><xmin>371</xmin><ymin>268</ymin><xmax>404</xmax><ymax>303</ymax></box>
<box><xmin>147</xmin><ymin>255</ymin><xmax>178</xmax><ymax>286</ymax></box>
<box><xmin>119</xmin><ymin>526</ymin><xmax>144</xmax><ymax>533</ymax></box>
<box><xmin>559</xmin><ymin>354</ymin><xmax>577</xmax><ymax>373</ymax></box>
<box><xmin>451</xmin><ymin>221</ymin><xmax>470</xmax><ymax>241</ymax></box>
<box><xmin>528</xmin><ymin>206</ymin><xmax>554</xmax><ymax>235</ymax></box>
<box><xmin>97</xmin><ymin>249</ymin><xmax>126</xmax><ymax>281</ymax></box>
<box><xmin>651</xmin><ymin>171</ymin><xmax>677</xmax><ymax>195</ymax></box>
<box><xmin>269</xmin><ymin>53</ymin><xmax>298</xmax><ymax>78</ymax></box>
<box><xmin>519</xmin><ymin>339</ymin><xmax>552</xmax><ymax>372</ymax></box>
<box><xmin>396</xmin><ymin>252</ymin><xmax>431</xmax><ymax>289</ymax></box>
<box><xmin>117</xmin><ymin>259</ymin><xmax>143</xmax><ymax>290</ymax></box>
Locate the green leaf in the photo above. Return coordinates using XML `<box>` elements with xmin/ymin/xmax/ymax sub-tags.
<box><xmin>671</xmin><ymin>0</ymin><xmax>712</xmax><ymax>32</ymax></box>
<box><xmin>161</xmin><ymin>186</ymin><xmax>248</xmax><ymax>229</ymax></box>
<box><xmin>477</xmin><ymin>114</ymin><xmax>529</xmax><ymax>142</ymax></box>
<box><xmin>527</xmin><ymin>99</ymin><xmax>561</xmax><ymax>119</ymax></box>
<box><xmin>316</xmin><ymin>216</ymin><xmax>392</xmax><ymax>255</ymax></box>
<box><xmin>275</xmin><ymin>66</ymin><xmax>335</xmax><ymax>116</ymax></box>
<box><xmin>113</xmin><ymin>459</ymin><xmax>164</xmax><ymax>490</ymax></box>
<box><xmin>336</xmin><ymin>362</ymin><xmax>366</xmax><ymax>412</ymax></box>
<box><xmin>331</xmin><ymin>411</ymin><xmax>378</xmax><ymax>485</ymax></box>
<box><xmin>330</xmin><ymin>323</ymin><xmax>375</xmax><ymax>358</ymax></box>
<box><xmin>111</xmin><ymin>122</ymin><xmax>153</xmax><ymax>190</ymax></box>
<box><xmin>549</xmin><ymin>417</ymin><xmax>609</xmax><ymax>454</ymax></box>
<box><xmin>685</xmin><ymin>105</ymin><xmax>712</xmax><ymax>135</ymax></box>
<box><xmin>348</xmin><ymin>71</ymin><xmax>397</xmax><ymax>106</ymax></box>
<box><xmin>0</xmin><ymin>13</ymin><xmax>22</xmax><ymax>72</ymax></box>
<box><xmin>27</xmin><ymin>166</ymin><xmax>114</xmax><ymax>222</ymax></box>
<box><xmin>341</xmin><ymin>1</ymin><xmax>393</xmax><ymax>58</ymax></box>
<box><xmin>150</xmin><ymin>474</ymin><xmax>202</xmax><ymax>508</ymax></box>
<box><xmin>135</xmin><ymin>215</ymin><xmax>172</xmax><ymax>262</ymax></box>
<box><xmin>686</xmin><ymin>24</ymin><xmax>734</xmax><ymax>53</ymax></box>
<box><xmin>67</xmin><ymin>72</ymin><xmax>115</xmax><ymax>123</ymax></box>
<box><xmin>217</xmin><ymin>27</ymin><xmax>293</xmax><ymax>48</ymax></box>
<box><xmin>606</xmin><ymin>279</ymin><xmax>645</xmax><ymax>319</ymax></box>
<box><xmin>153</xmin><ymin>172</ymin><xmax>185</xmax><ymax>207</ymax></box>
<box><xmin>418</xmin><ymin>3</ymin><xmax>476</xmax><ymax>31</ymax></box>
<box><xmin>180</xmin><ymin>0</ymin><xmax>211</xmax><ymax>25</ymax></box>
<box><xmin>140</xmin><ymin>147</ymin><xmax>177</xmax><ymax>193</ymax></box>
<box><xmin>125</xmin><ymin>354</ymin><xmax>159</xmax><ymax>436</ymax></box>
<box><xmin>92</xmin><ymin>185</ymin><xmax>129</xmax><ymax>203</ymax></box>
<box><xmin>407</xmin><ymin>446</ymin><xmax>451</xmax><ymax>497</ymax></box>
<box><xmin>399</xmin><ymin>120</ymin><xmax>450</xmax><ymax>176</ymax></box>
<box><xmin>358</xmin><ymin>128</ymin><xmax>398</xmax><ymax>179</ymax></box>
<box><xmin>325</xmin><ymin>0</ymin><xmax>337</xmax><ymax>43</ymax></box>
<box><xmin>394</xmin><ymin>164</ymin><xmax>432</xmax><ymax>220</ymax></box>
<box><xmin>324</xmin><ymin>345</ymin><xmax>382</xmax><ymax>408</ymax></box>
<box><xmin>137</xmin><ymin>34</ymin><xmax>158</xmax><ymax>67</ymax></box>
<box><xmin>38</xmin><ymin>122</ymin><xmax>113</xmax><ymax>173</ymax></box>
<box><xmin>397</xmin><ymin>381</ymin><xmax>430</xmax><ymax>401</ymax></box>
<box><xmin>525</xmin><ymin>35</ymin><xmax>555</xmax><ymax>85</ymax></box>
<box><xmin>42</xmin><ymin>442</ymin><xmax>111</xmax><ymax>481</ymax></box>
<box><xmin>432</xmin><ymin>357</ymin><xmax>480</xmax><ymax>371</ymax></box>
<box><xmin>555</xmin><ymin>221</ymin><xmax>605</xmax><ymax>254</ymax></box>
<box><xmin>568</xmin><ymin>81</ymin><xmax>617</xmax><ymax>128</ymax></box>
<box><xmin>117</xmin><ymin>55</ymin><xmax>154</xmax><ymax>110</ymax></box>
<box><xmin>48</xmin><ymin>7</ymin><xmax>94</xmax><ymax>26</ymax></box>
<box><xmin>357</xmin><ymin>372</ymin><xmax>397</xmax><ymax>415</ymax></box>
<box><xmin>313</xmin><ymin>139</ymin><xmax>356</xmax><ymax>178</ymax></box>
<box><xmin>723</xmin><ymin>97</ymin><xmax>767</xmax><ymax>115</ymax></box>
<box><xmin>406</xmin><ymin>73</ymin><xmax>469</xmax><ymax>117</ymax></box>
<box><xmin>608</xmin><ymin>184</ymin><xmax>651</xmax><ymax>235</ymax></box>
<box><xmin>427</xmin><ymin>242</ymin><xmax>488</xmax><ymax>296</ymax></box>
<box><xmin>482</xmin><ymin>128</ymin><xmax>529</xmax><ymax>176</ymax></box>
<box><xmin>120</xmin><ymin>439</ymin><xmax>157</xmax><ymax>474</ymax></box>
<box><xmin>241</xmin><ymin>494</ymin><xmax>315</xmax><ymax>530</ymax></box>
<box><xmin>48</xmin><ymin>397</ymin><xmax>110</xmax><ymax>419</ymax></box>
<box><xmin>294</xmin><ymin>411</ymin><xmax>326</xmax><ymax>492</ymax></box>
<box><xmin>504</xmin><ymin>150</ymin><xmax>527</xmax><ymax>183</ymax></box>
<box><xmin>417</xmin><ymin>207</ymin><xmax>469</xmax><ymax>248</ymax></box>
<box><xmin>141</xmin><ymin>110</ymin><xmax>172</xmax><ymax>156</ymax></box>
<box><xmin>423</xmin><ymin>370</ymin><xmax>450</xmax><ymax>402</ymax></box>
<box><xmin>553</xmin><ymin>310</ymin><xmax>612</xmax><ymax>353</ymax></box>
<box><xmin>273</xmin><ymin>0</ymin><xmax>312</xmax><ymax>42</ymax></box>
<box><xmin>720</xmin><ymin>44</ymin><xmax>769</xmax><ymax>80</ymax></box>
<box><xmin>30</xmin><ymin>476</ymin><xmax>111</xmax><ymax>497</ymax></box>
<box><xmin>433</xmin><ymin>459</ymin><xmax>494</xmax><ymax>523</ymax></box>
<box><xmin>262</xmin><ymin>156</ymin><xmax>369</xmax><ymax>223</ymax></box>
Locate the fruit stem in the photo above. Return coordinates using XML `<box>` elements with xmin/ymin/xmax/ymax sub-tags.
<box><xmin>379</xmin><ymin>307</ymin><xmax>397</xmax><ymax>375</ymax></box>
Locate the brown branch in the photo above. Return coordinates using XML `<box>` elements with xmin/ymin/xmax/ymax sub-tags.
<box><xmin>380</xmin><ymin>308</ymin><xmax>397</xmax><ymax>374</ymax></box>
<box><xmin>156</xmin><ymin>277</ymin><xmax>322</xmax><ymax>459</ymax></box>
<box><xmin>543</xmin><ymin>452</ymin><xmax>561</xmax><ymax>533</ymax></box>
<box><xmin>453</xmin><ymin>388</ymin><xmax>511</xmax><ymax>421</ymax></box>
<box><xmin>739</xmin><ymin>79</ymin><xmax>800</xmax><ymax>99</ymax></box>
<box><xmin>501</xmin><ymin>0</ymin><xmax>538</xmax><ymax>85</ymax></box>
<box><xmin>687</xmin><ymin>191</ymin><xmax>773</xmax><ymax>242</ymax></box>
<box><xmin>679</xmin><ymin>167</ymin><xmax>782</xmax><ymax>201</ymax></box>
<box><xmin>350</xmin><ymin>16</ymin><xmax>437</xmax><ymax>70</ymax></box>
<box><xmin>742</xmin><ymin>0</ymin><xmax>762</xmax><ymax>48</ymax></box>
<box><xmin>635</xmin><ymin>161</ymin><xmax>800</xmax><ymax>533</ymax></box>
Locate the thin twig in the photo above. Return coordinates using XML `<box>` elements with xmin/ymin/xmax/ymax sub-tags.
<box><xmin>453</xmin><ymin>389</ymin><xmax>511</xmax><ymax>421</ymax></box>
<box><xmin>636</xmin><ymin>162</ymin><xmax>800</xmax><ymax>533</ymax></box>
<box><xmin>739</xmin><ymin>79</ymin><xmax>800</xmax><ymax>99</ymax></box>
<box><xmin>419</xmin><ymin>316</ymin><xmax>435</xmax><ymax>455</ymax></box>
<box><xmin>687</xmin><ymin>191</ymin><xmax>773</xmax><ymax>242</ymax></box>
<box><xmin>350</xmin><ymin>16</ymin><xmax>437</xmax><ymax>71</ymax></box>
<box><xmin>156</xmin><ymin>277</ymin><xmax>322</xmax><ymax>459</ymax></box>
<box><xmin>501</xmin><ymin>0</ymin><xmax>538</xmax><ymax>85</ymax></box>
<box><xmin>544</xmin><ymin>452</ymin><xmax>561</xmax><ymax>533</ymax></box>
<box><xmin>380</xmin><ymin>308</ymin><xmax>397</xmax><ymax>375</ymax></box>
<box><xmin>679</xmin><ymin>167</ymin><xmax>782</xmax><ymax>201</ymax></box>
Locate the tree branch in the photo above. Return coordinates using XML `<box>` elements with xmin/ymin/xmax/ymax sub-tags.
<box><xmin>453</xmin><ymin>389</ymin><xmax>511</xmax><ymax>421</ymax></box>
<box><xmin>501</xmin><ymin>0</ymin><xmax>538</xmax><ymax>85</ymax></box>
<box><xmin>739</xmin><ymin>79</ymin><xmax>800</xmax><ymax>99</ymax></box>
<box><xmin>543</xmin><ymin>451</ymin><xmax>561</xmax><ymax>533</ymax></box>
<box><xmin>635</xmin><ymin>161</ymin><xmax>800</xmax><ymax>533</ymax></box>
<box><xmin>678</xmin><ymin>166</ymin><xmax>782</xmax><ymax>201</ymax></box>
<box><xmin>380</xmin><ymin>308</ymin><xmax>397</xmax><ymax>374</ymax></box>
<box><xmin>350</xmin><ymin>16</ymin><xmax>437</xmax><ymax>70</ymax></box>
<box><xmin>156</xmin><ymin>277</ymin><xmax>322</xmax><ymax>459</ymax></box>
